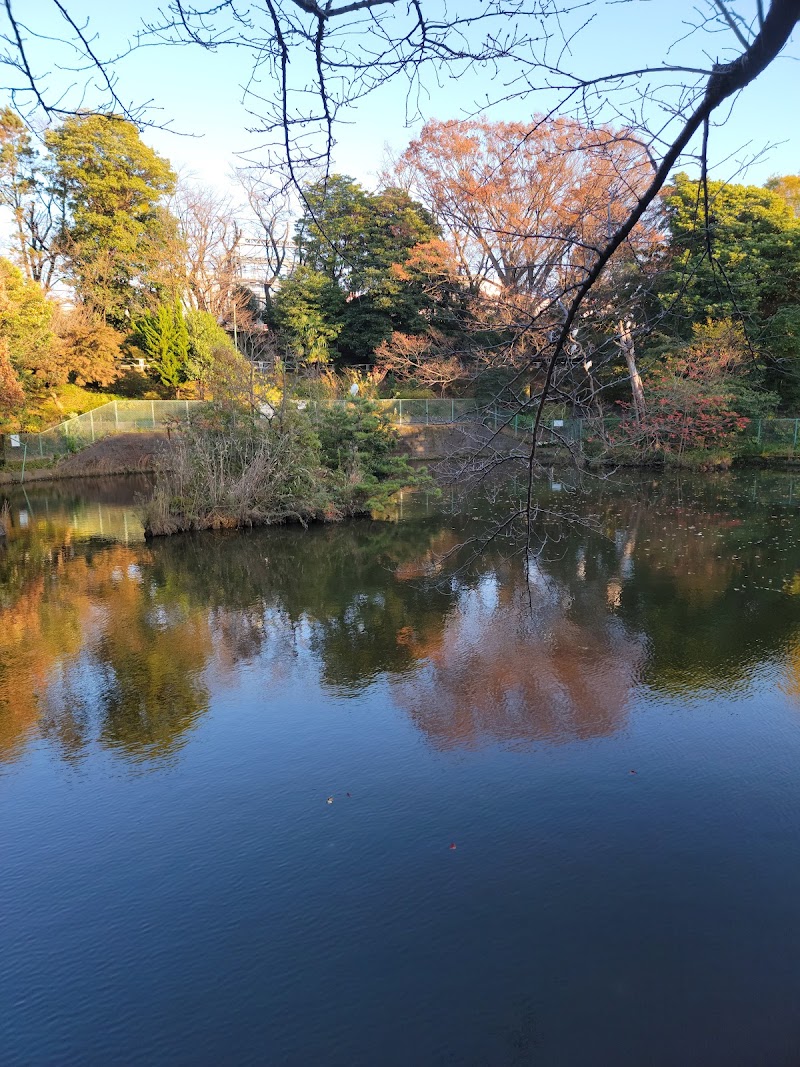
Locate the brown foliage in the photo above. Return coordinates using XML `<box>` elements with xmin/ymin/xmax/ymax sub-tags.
<box><xmin>375</xmin><ymin>330</ymin><xmax>465</xmax><ymax>395</ymax></box>
<box><xmin>0</xmin><ymin>339</ymin><xmax>24</xmax><ymax>413</ymax></box>
<box><xmin>397</xmin><ymin>117</ymin><xmax>656</xmax><ymax>305</ymax></box>
<box><xmin>52</xmin><ymin>305</ymin><xmax>123</xmax><ymax>387</ymax></box>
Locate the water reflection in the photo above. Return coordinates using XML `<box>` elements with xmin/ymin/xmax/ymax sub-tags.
<box><xmin>4</xmin><ymin>471</ymin><xmax>800</xmax><ymax>765</ymax></box>
<box><xmin>392</xmin><ymin>567</ymin><xmax>645</xmax><ymax>747</ymax></box>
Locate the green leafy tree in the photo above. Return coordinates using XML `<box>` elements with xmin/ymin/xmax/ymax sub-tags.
<box><xmin>185</xmin><ymin>310</ymin><xmax>237</xmax><ymax>391</ymax></box>
<box><xmin>274</xmin><ymin>266</ymin><xmax>346</xmax><ymax>367</ymax></box>
<box><xmin>45</xmin><ymin>113</ymin><xmax>178</xmax><ymax>327</ymax></box>
<box><xmin>296</xmin><ymin>175</ymin><xmax>373</xmax><ymax>289</ymax></box>
<box><xmin>0</xmin><ymin>257</ymin><xmax>55</xmax><ymax>386</ymax></box>
<box><xmin>286</xmin><ymin>176</ymin><xmax>441</xmax><ymax>364</ymax></box>
<box><xmin>135</xmin><ymin>300</ymin><xmax>190</xmax><ymax>391</ymax></box>
<box><xmin>661</xmin><ymin>174</ymin><xmax>800</xmax><ymax>403</ymax></box>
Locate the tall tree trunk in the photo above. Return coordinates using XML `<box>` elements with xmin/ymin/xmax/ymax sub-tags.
<box><xmin>618</xmin><ymin>318</ymin><xmax>645</xmax><ymax>423</ymax></box>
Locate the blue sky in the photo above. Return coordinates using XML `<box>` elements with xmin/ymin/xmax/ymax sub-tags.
<box><xmin>13</xmin><ymin>0</ymin><xmax>800</xmax><ymax>192</ymax></box>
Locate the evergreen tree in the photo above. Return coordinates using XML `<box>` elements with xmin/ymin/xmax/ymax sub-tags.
<box><xmin>135</xmin><ymin>300</ymin><xmax>190</xmax><ymax>391</ymax></box>
<box><xmin>46</xmin><ymin>113</ymin><xmax>178</xmax><ymax>328</ymax></box>
<box><xmin>285</xmin><ymin>175</ymin><xmax>440</xmax><ymax>364</ymax></box>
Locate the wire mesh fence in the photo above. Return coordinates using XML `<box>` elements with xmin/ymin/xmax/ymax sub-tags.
<box><xmin>1</xmin><ymin>400</ymin><xmax>201</xmax><ymax>461</ymax></box>
<box><xmin>5</xmin><ymin>399</ymin><xmax>800</xmax><ymax>465</ymax></box>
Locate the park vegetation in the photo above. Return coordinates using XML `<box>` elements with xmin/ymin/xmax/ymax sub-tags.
<box><xmin>143</xmin><ymin>398</ymin><xmax>431</xmax><ymax>535</ymax></box>
<box><xmin>0</xmin><ymin>105</ymin><xmax>799</xmax><ymax>470</ymax></box>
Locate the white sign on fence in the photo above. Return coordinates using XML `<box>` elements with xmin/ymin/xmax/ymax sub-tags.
<box><xmin>552</xmin><ymin>419</ymin><xmax>564</xmax><ymax>428</ymax></box>
<box><xmin>9</xmin><ymin>434</ymin><xmax>20</xmax><ymax>448</ymax></box>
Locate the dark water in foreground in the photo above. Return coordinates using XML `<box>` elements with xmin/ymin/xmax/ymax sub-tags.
<box><xmin>4</xmin><ymin>472</ymin><xmax>800</xmax><ymax>1065</ymax></box>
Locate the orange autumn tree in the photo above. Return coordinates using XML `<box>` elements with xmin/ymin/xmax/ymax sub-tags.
<box><xmin>0</xmin><ymin>340</ymin><xmax>24</xmax><ymax>415</ymax></box>
<box><xmin>384</xmin><ymin>117</ymin><xmax>660</xmax><ymax>403</ymax></box>
<box><xmin>396</xmin><ymin>117</ymin><xmax>656</xmax><ymax>304</ymax></box>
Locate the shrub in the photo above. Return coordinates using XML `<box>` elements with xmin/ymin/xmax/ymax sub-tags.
<box><xmin>143</xmin><ymin>398</ymin><xmax>433</xmax><ymax>536</ymax></box>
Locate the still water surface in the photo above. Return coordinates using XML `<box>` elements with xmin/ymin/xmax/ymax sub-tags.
<box><xmin>3</xmin><ymin>472</ymin><xmax>800</xmax><ymax>1065</ymax></box>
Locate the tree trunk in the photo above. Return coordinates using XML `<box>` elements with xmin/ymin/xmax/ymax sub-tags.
<box><xmin>618</xmin><ymin>319</ymin><xmax>645</xmax><ymax>423</ymax></box>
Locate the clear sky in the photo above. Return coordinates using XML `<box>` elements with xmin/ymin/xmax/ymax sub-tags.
<box><xmin>11</xmin><ymin>0</ymin><xmax>800</xmax><ymax>193</ymax></box>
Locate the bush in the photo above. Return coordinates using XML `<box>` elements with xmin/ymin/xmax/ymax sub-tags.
<box><xmin>318</xmin><ymin>398</ymin><xmax>432</xmax><ymax>514</ymax></box>
<box><xmin>143</xmin><ymin>398</ymin><xmax>433</xmax><ymax>536</ymax></box>
<box><xmin>144</xmin><ymin>406</ymin><xmax>327</xmax><ymax>534</ymax></box>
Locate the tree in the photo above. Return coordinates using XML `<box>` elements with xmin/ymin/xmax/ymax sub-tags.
<box><xmin>185</xmin><ymin>309</ymin><xmax>238</xmax><ymax>394</ymax></box>
<box><xmin>285</xmin><ymin>175</ymin><xmax>441</xmax><ymax>363</ymax></box>
<box><xmin>767</xmin><ymin>174</ymin><xmax>800</xmax><ymax>217</ymax></box>
<box><xmin>615</xmin><ymin>320</ymin><xmax>753</xmax><ymax>455</ymax></box>
<box><xmin>0</xmin><ymin>257</ymin><xmax>55</xmax><ymax>385</ymax></box>
<box><xmin>45</xmin><ymin>113</ymin><xmax>178</xmax><ymax>327</ymax></box>
<box><xmin>3</xmin><ymin>0</ymin><xmax>800</xmax><ymax>543</ymax></box>
<box><xmin>398</xmin><ymin>118</ymin><xmax>653</xmax><ymax>302</ymax></box>
<box><xmin>174</xmin><ymin>181</ymin><xmax>241</xmax><ymax>321</ymax></box>
<box><xmin>393</xmin><ymin>116</ymin><xmax>661</xmax><ymax>412</ymax></box>
<box><xmin>273</xmin><ymin>265</ymin><xmax>345</xmax><ymax>367</ymax></box>
<box><xmin>0</xmin><ymin>341</ymin><xmax>24</xmax><ymax>414</ymax></box>
<box><xmin>134</xmin><ymin>300</ymin><xmax>190</xmax><ymax>391</ymax></box>
<box><xmin>375</xmin><ymin>329</ymin><xmax>466</xmax><ymax>397</ymax></box>
<box><xmin>51</xmin><ymin>306</ymin><xmax>123</xmax><ymax>388</ymax></box>
<box><xmin>237</xmin><ymin>174</ymin><xmax>293</xmax><ymax>315</ymax></box>
<box><xmin>0</xmin><ymin>107</ymin><xmax>61</xmax><ymax>290</ymax></box>
<box><xmin>661</xmin><ymin>173</ymin><xmax>800</xmax><ymax>402</ymax></box>
<box><xmin>296</xmin><ymin>176</ymin><xmax>437</xmax><ymax>292</ymax></box>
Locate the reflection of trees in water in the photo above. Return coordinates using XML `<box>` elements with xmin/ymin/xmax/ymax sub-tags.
<box><xmin>6</xmin><ymin>471</ymin><xmax>800</xmax><ymax>764</ymax></box>
<box><xmin>391</xmin><ymin>561</ymin><xmax>645</xmax><ymax>748</ymax></box>
<box><xmin>149</xmin><ymin>521</ymin><xmax>463</xmax><ymax>691</ymax></box>
<box><xmin>595</xmin><ymin>480</ymin><xmax>800</xmax><ymax>694</ymax></box>
<box><xmin>0</xmin><ymin>532</ymin><xmax>212</xmax><ymax>764</ymax></box>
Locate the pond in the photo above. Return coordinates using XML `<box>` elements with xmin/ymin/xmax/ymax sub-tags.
<box><xmin>3</xmin><ymin>470</ymin><xmax>800</xmax><ymax>1065</ymax></box>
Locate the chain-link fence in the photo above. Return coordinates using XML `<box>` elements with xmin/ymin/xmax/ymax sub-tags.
<box><xmin>741</xmin><ymin>418</ymin><xmax>800</xmax><ymax>451</ymax></box>
<box><xmin>2</xmin><ymin>400</ymin><xmax>201</xmax><ymax>462</ymax></box>
<box><xmin>6</xmin><ymin>400</ymin><xmax>800</xmax><ymax>466</ymax></box>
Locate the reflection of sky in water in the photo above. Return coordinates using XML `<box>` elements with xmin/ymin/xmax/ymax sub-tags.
<box><xmin>5</xmin><ymin>470</ymin><xmax>800</xmax><ymax>762</ymax></box>
<box><xmin>5</xmin><ymin>474</ymin><xmax>800</xmax><ymax>1064</ymax></box>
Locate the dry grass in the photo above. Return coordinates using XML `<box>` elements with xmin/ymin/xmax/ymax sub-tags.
<box><xmin>143</xmin><ymin>415</ymin><xmax>330</xmax><ymax>536</ymax></box>
<box><xmin>55</xmin><ymin>433</ymin><xmax>172</xmax><ymax>477</ymax></box>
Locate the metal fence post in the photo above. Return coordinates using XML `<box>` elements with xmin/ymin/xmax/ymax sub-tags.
<box><xmin>425</xmin><ymin>399</ymin><xmax>429</xmax><ymax>426</ymax></box>
<box><xmin>151</xmin><ymin>400</ymin><xmax>156</xmax><ymax>429</ymax></box>
<box><xmin>399</xmin><ymin>398</ymin><xmax>403</xmax><ymax>425</ymax></box>
<box><xmin>114</xmin><ymin>400</ymin><xmax>119</xmax><ymax>430</ymax></box>
<box><xmin>757</xmin><ymin>418</ymin><xmax>762</xmax><ymax>445</ymax></box>
<box><xmin>794</xmin><ymin>419</ymin><xmax>798</xmax><ymax>453</ymax></box>
<box><xmin>451</xmin><ymin>398</ymin><xmax>455</xmax><ymax>422</ymax></box>
<box><xmin>89</xmin><ymin>409</ymin><xmax>95</xmax><ymax>443</ymax></box>
<box><xmin>185</xmin><ymin>399</ymin><xmax>190</xmax><ymax>423</ymax></box>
